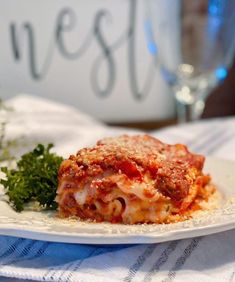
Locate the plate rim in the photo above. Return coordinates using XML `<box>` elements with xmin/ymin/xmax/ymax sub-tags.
<box><xmin>0</xmin><ymin>156</ymin><xmax>235</xmax><ymax>244</ymax></box>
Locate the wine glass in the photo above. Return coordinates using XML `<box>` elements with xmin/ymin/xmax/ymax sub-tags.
<box><xmin>146</xmin><ymin>0</ymin><xmax>235</xmax><ymax>123</ymax></box>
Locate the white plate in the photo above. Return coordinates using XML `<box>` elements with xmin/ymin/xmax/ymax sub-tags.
<box><xmin>0</xmin><ymin>157</ymin><xmax>235</xmax><ymax>245</ymax></box>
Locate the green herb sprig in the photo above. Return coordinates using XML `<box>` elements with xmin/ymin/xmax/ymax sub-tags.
<box><xmin>0</xmin><ymin>144</ymin><xmax>63</xmax><ymax>212</ymax></box>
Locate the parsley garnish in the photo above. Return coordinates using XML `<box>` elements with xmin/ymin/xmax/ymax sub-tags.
<box><xmin>0</xmin><ymin>144</ymin><xmax>63</xmax><ymax>212</ymax></box>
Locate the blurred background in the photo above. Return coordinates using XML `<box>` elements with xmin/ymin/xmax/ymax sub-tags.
<box><xmin>0</xmin><ymin>0</ymin><xmax>234</xmax><ymax>129</ymax></box>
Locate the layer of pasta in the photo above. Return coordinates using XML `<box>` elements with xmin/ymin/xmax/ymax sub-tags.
<box><xmin>56</xmin><ymin>135</ymin><xmax>216</xmax><ymax>224</ymax></box>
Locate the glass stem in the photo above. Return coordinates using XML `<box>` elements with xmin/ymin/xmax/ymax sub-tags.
<box><xmin>176</xmin><ymin>98</ymin><xmax>205</xmax><ymax>123</ymax></box>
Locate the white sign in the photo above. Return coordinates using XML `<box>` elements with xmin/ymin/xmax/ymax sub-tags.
<box><xmin>0</xmin><ymin>0</ymin><xmax>175</xmax><ymax>122</ymax></box>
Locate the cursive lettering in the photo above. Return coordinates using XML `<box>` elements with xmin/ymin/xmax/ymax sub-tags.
<box><xmin>9</xmin><ymin>1</ymin><xmax>155</xmax><ymax>100</ymax></box>
<box><xmin>56</xmin><ymin>8</ymin><xmax>93</xmax><ymax>59</ymax></box>
<box><xmin>10</xmin><ymin>22</ymin><xmax>54</xmax><ymax>80</ymax></box>
<box><xmin>91</xmin><ymin>10</ymin><xmax>116</xmax><ymax>97</ymax></box>
<box><xmin>127</xmin><ymin>0</ymin><xmax>155</xmax><ymax>100</ymax></box>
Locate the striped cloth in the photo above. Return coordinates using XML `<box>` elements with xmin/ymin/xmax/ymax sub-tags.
<box><xmin>0</xmin><ymin>95</ymin><xmax>235</xmax><ymax>282</ymax></box>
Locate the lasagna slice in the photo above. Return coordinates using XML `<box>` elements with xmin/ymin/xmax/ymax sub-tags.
<box><xmin>56</xmin><ymin>135</ymin><xmax>216</xmax><ymax>224</ymax></box>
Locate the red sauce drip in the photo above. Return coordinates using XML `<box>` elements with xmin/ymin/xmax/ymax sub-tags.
<box><xmin>148</xmin><ymin>164</ymin><xmax>158</xmax><ymax>177</ymax></box>
<box><xmin>115</xmin><ymin>160</ymin><xmax>142</xmax><ymax>180</ymax></box>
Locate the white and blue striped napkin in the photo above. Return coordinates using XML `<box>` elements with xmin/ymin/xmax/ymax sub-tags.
<box><xmin>0</xmin><ymin>94</ymin><xmax>235</xmax><ymax>282</ymax></box>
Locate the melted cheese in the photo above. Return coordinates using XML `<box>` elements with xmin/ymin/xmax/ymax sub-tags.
<box><xmin>74</xmin><ymin>189</ymin><xmax>88</xmax><ymax>206</ymax></box>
